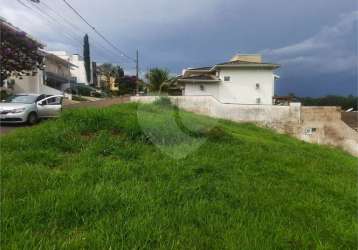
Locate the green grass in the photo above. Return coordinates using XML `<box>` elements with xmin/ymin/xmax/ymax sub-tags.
<box><xmin>1</xmin><ymin>103</ymin><xmax>357</xmax><ymax>249</ymax></box>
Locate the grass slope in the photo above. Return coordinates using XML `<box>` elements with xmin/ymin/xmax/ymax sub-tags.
<box><xmin>1</xmin><ymin>103</ymin><xmax>357</xmax><ymax>249</ymax></box>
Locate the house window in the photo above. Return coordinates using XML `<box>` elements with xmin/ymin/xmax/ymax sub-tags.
<box><xmin>256</xmin><ymin>98</ymin><xmax>261</xmax><ymax>104</ymax></box>
<box><xmin>256</xmin><ymin>83</ymin><xmax>260</xmax><ymax>89</ymax></box>
<box><xmin>224</xmin><ymin>76</ymin><xmax>230</xmax><ymax>82</ymax></box>
<box><xmin>200</xmin><ymin>84</ymin><xmax>205</xmax><ymax>91</ymax></box>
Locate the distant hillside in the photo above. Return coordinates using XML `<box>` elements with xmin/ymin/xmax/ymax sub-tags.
<box><xmin>1</xmin><ymin>102</ymin><xmax>357</xmax><ymax>249</ymax></box>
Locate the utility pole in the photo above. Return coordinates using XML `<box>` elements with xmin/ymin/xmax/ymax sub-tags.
<box><xmin>136</xmin><ymin>49</ymin><xmax>139</xmax><ymax>95</ymax></box>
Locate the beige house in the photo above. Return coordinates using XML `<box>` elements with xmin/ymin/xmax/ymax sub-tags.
<box><xmin>98</xmin><ymin>72</ymin><xmax>118</xmax><ymax>92</ymax></box>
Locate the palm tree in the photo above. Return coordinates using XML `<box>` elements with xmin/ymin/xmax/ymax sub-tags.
<box><xmin>146</xmin><ymin>68</ymin><xmax>170</xmax><ymax>92</ymax></box>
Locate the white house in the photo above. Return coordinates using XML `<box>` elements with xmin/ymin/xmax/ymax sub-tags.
<box><xmin>178</xmin><ymin>54</ymin><xmax>280</xmax><ymax>105</ymax></box>
<box><xmin>49</xmin><ymin>51</ymin><xmax>90</xmax><ymax>85</ymax></box>
<box><xmin>8</xmin><ymin>51</ymin><xmax>75</xmax><ymax>95</ymax></box>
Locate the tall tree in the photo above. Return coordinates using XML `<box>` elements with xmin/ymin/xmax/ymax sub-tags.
<box><xmin>117</xmin><ymin>66</ymin><xmax>124</xmax><ymax>79</ymax></box>
<box><xmin>83</xmin><ymin>34</ymin><xmax>91</xmax><ymax>84</ymax></box>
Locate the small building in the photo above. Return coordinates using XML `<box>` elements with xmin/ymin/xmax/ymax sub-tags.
<box><xmin>177</xmin><ymin>54</ymin><xmax>280</xmax><ymax>105</ymax></box>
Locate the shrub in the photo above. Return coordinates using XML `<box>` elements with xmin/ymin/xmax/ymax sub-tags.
<box><xmin>153</xmin><ymin>96</ymin><xmax>172</xmax><ymax>106</ymax></box>
<box><xmin>0</xmin><ymin>90</ymin><xmax>9</xmax><ymax>100</ymax></box>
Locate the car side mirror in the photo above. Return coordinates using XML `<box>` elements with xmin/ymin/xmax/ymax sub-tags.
<box><xmin>37</xmin><ymin>101</ymin><xmax>44</xmax><ymax>106</ymax></box>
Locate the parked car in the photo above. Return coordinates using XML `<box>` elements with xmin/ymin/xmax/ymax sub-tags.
<box><xmin>0</xmin><ymin>94</ymin><xmax>63</xmax><ymax>125</ymax></box>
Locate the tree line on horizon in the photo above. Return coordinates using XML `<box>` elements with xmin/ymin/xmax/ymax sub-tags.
<box><xmin>291</xmin><ymin>94</ymin><xmax>357</xmax><ymax>110</ymax></box>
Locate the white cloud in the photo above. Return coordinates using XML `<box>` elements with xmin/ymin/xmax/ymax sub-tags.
<box><xmin>262</xmin><ymin>11</ymin><xmax>358</xmax><ymax>75</ymax></box>
<box><xmin>0</xmin><ymin>4</ymin><xmax>51</xmax><ymax>37</ymax></box>
<box><xmin>0</xmin><ymin>2</ymin><xmax>81</xmax><ymax>52</ymax></box>
<box><xmin>45</xmin><ymin>41</ymin><xmax>77</xmax><ymax>53</ymax></box>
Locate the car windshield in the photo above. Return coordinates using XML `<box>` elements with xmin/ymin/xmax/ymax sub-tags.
<box><xmin>5</xmin><ymin>95</ymin><xmax>38</xmax><ymax>104</ymax></box>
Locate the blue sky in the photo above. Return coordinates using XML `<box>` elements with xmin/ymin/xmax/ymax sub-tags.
<box><xmin>1</xmin><ymin>0</ymin><xmax>357</xmax><ymax>96</ymax></box>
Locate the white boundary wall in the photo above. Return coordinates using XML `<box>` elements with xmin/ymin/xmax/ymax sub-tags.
<box><xmin>131</xmin><ymin>95</ymin><xmax>301</xmax><ymax>124</ymax></box>
<box><xmin>130</xmin><ymin>96</ymin><xmax>358</xmax><ymax>156</ymax></box>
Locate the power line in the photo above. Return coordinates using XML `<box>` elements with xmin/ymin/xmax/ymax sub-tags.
<box><xmin>39</xmin><ymin>0</ymin><xmax>136</xmax><ymax>64</ymax></box>
<box><xmin>61</xmin><ymin>0</ymin><xmax>136</xmax><ymax>62</ymax></box>
<box><xmin>18</xmin><ymin>0</ymin><xmax>138</xmax><ymax>71</ymax></box>
<box><xmin>38</xmin><ymin>1</ymin><xmax>120</xmax><ymax>62</ymax></box>
<box><xmin>23</xmin><ymin>0</ymin><xmax>126</xmax><ymax>64</ymax></box>
<box><xmin>17</xmin><ymin>0</ymin><xmax>83</xmax><ymax>48</ymax></box>
<box><xmin>39</xmin><ymin>1</ymin><xmax>115</xmax><ymax>59</ymax></box>
<box><xmin>16</xmin><ymin>0</ymin><xmax>31</xmax><ymax>9</ymax></box>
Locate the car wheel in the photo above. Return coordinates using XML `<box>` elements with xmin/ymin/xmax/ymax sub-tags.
<box><xmin>27</xmin><ymin>112</ymin><xmax>38</xmax><ymax>125</ymax></box>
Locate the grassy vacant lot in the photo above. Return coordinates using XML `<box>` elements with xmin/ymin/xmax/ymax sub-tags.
<box><xmin>1</xmin><ymin>102</ymin><xmax>357</xmax><ymax>249</ymax></box>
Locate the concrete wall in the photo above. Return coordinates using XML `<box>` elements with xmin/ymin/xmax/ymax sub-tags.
<box><xmin>11</xmin><ymin>75</ymin><xmax>40</xmax><ymax>94</ymax></box>
<box><xmin>301</xmin><ymin>106</ymin><xmax>342</xmax><ymax>122</ymax></box>
<box><xmin>297</xmin><ymin>107</ymin><xmax>358</xmax><ymax>156</ymax></box>
<box><xmin>131</xmin><ymin>96</ymin><xmax>358</xmax><ymax>156</ymax></box>
<box><xmin>342</xmin><ymin>112</ymin><xmax>358</xmax><ymax>131</ymax></box>
<box><xmin>10</xmin><ymin>70</ymin><xmax>62</xmax><ymax>95</ymax></box>
<box><xmin>10</xmin><ymin>70</ymin><xmax>43</xmax><ymax>94</ymax></box>
<box><xmin>131</xmin><ymin>96</ymin><xmax>300</xmax><ymax>124</ymax></box>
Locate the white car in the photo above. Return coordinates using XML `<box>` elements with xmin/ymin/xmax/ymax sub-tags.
<box><xmin>0</xmin><ymin>94</ymin><xmax>63</xmax><ymax>125</ymax></box>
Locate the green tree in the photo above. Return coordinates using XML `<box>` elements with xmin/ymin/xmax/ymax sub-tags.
<box><xmin>83</xmin><ymin>34</ymin><xmax>91</xmax><ymax>83</ymax></box>
<box><xmin>146</xmin><ymin>68</ymin><xmax>170</xmax><ymax>92</ymax></box>
<box><xmin>117</xmin><ymin>66</ymin><xmax>124</xmax><ymax>79</ymax></box>
<box><xmin>117</xmin><ymin>76</ymin><xmax>137</xmax><ymax>95</ymax></box>
<box><xmin>297</xmin><ymin>95</ymin><xmax>358</xmax><ymax>110</ymax></box>
<box><xmin>98</xmin><ymin>63</ymin><xmax>128</xmax><ymax>94</ymax></box>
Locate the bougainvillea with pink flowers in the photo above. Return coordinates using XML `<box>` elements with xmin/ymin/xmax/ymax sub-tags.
<box><xmin>0</xmin><ymin>20</ymin><xmax>44</xmax><ymax>85</ymax></box>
